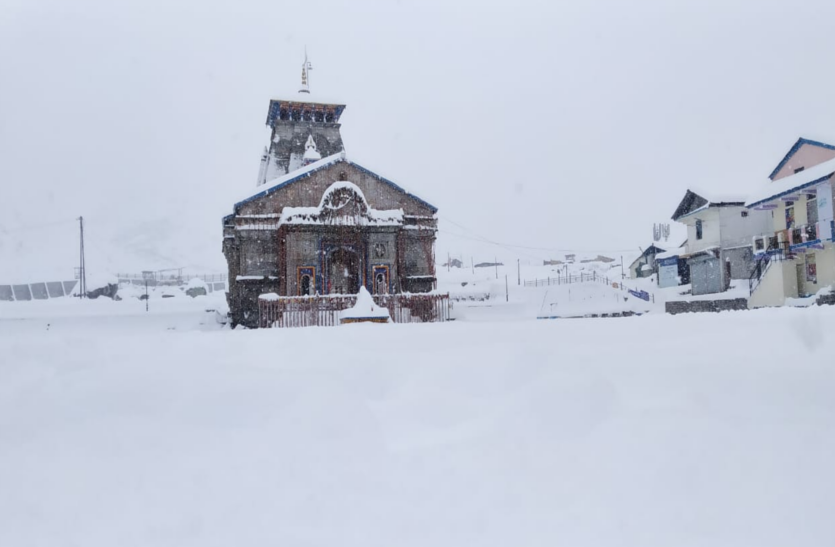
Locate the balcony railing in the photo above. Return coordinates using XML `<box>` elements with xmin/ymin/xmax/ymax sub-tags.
<box><xmin>749</xmin><ymin>242</ymin><xmax>792</xmax><ymax>295</ymax></box>
<box><xmin>754</xmin><ymin>221</ymin><xmax>831</xmax><ymax>256</ymax></box>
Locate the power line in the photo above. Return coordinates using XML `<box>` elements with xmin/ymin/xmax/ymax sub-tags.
<box><xmin>0</xmin><ymin>218</ymin><xmax>78</xmax><ymax>236</ymax></box>
<box><xmin>438</xmin><ymin>229</ymin><xmax>546</xmax><ymax>262</ymax></box>
<box><xmin>438</xmin><ymin>215</ymin><xmax>640</xmax><ymax>255</ymax></box>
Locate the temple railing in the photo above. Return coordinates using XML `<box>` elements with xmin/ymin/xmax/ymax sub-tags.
<box><xmin>259</xmin><ymin>293</ymin><xmax>450</xmax><ymax>328</ymax></box>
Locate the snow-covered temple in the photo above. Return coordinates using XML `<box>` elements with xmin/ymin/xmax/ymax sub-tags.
<box><xmin>222</xmin><ymin>55</ymin><xmax>438</xmax><ymax>328</ymax></box>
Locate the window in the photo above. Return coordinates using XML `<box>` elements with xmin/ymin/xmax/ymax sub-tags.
<box><xmin>241</xmin><ymin>242</ymin><xmax>277</xmax><ymax>277</ymax></box>
<box><xmin>792</xmin><ymin>228</ymin><xmax>803</xmax><ymax>245</ymax></box>
<box><xmin>807</xmin><ymin>197</ymin><xmax>818</xmax><ymax>225</ymax></box>
<box><xmin>785</xmin><ymin>206</ymin><xmax>795</xmax><ymax>230</ymax></box>
<box><xmin>794</xmin><ymin>166</ymin><xmax>806</xmax><ymax>174</ymax></box>
<box><xmin>741</xmin><ymin>211</ymin><xmax>749</xmax><ymax>218</ymax></box>
<box><xmin>807</xmin><ymin>253</ymin><xmax>817</xmax><ymax>283</ymax></box>
<box><xmin>297</xmin><ymin>267</ymin><xmax>316</xmax><ymax>295</ymax></box>
<box><xmin>695</xmin><ymin>219</ymin><xmax>703</xmax><ymax>240</ymax></box>
<box><xmin>754</xmin><ymin>238</ymin><xmax>765</xmax><ymax>251</ymax></box>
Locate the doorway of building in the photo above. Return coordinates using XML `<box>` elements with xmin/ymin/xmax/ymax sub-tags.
<box><xmin>724</xmin><ymin>260</ymin><xmax>732</xmax><ymax>290</ymax></box>
<box><xmin>373</xmin><ymin>267</ymin><xmax>389</xmax><ymax>294</ymax></box>
<box><xmin>328</xmin><ymin>248</ymin><xmax>361</xmax><ymax>294</ymax></box>
<box><xmin>300</xmin><ymin>274</ymin><xmax>311</xmax><ymax>296</ymax></box>
<box><xmin>796</xmin><ymin>263</ymin><xmax>807</xmax><ymax>297</ymax></box>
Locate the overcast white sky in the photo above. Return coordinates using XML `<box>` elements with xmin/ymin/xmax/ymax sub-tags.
<box><xmin>3</xmin><ymin>0</ymin><xmax>835</xmax><ymax>277</ymax></box>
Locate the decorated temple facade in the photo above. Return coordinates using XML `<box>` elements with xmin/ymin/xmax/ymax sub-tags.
<box><xmin>223</xmin><ymin>56</ymin><xmax>438</xmax><ymax>328</ymax></box>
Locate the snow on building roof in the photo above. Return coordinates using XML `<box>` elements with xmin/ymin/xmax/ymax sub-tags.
<box><xmin>672</xmin><ymin>189</ymin><xmax>746</xmax><ymax>221</ymax></box>
<box><xmin>685</xmin><ymin>186</ymin><xmax>747</xmax><ymax>205</ymax></box>
<box><xmin>746</xmin><ymin>155</ymin><xmax>835</xmax><ymax>208</ymax></box>
<box><xmin>231</xmin><ymin>152</ymin><xmax>438</xmax><ymax>215</ymax></box>
<box><xmin>655</xmin><ymin>249</ymin><xmax>682</xmax><ymax>260</ymax></box>
<box><xmin>768</xmin><ymin>137</ymin><xmax>835</xmax><ymax>180</ymax></box>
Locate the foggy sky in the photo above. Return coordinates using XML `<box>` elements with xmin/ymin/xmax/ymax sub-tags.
<box><xmin>3</xmin><ymin>0</ymin><xmax>835</xmax><ymax>277</ymax></box>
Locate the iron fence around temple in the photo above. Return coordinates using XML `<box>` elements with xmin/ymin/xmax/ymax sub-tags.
<box><xmin>259</xmin><ymin>293</ymin><xmax>450</xmax><ymax>328</ymax></box>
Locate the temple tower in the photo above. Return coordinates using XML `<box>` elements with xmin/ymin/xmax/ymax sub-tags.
<box><xmin>257</xmin><ymin>52</ymin><xmax>347</xmax><ymax>185</ymax></box>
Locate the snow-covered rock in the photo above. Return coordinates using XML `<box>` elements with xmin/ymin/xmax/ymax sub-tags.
<box><xmin>186</xmin><ymin>278</ymin><xmax>208</xmax><ymax>298</ymax></box>
<box><xmin>340</xmin><ymin>287</ymin><xmax>390</xmax><ymax>323</ymax></box>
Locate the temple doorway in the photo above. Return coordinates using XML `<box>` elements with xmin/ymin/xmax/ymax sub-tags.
<box><xmin>328</xmin><ymin>248</ymin><xmax>361</xmax><ymax>294</ymax></box>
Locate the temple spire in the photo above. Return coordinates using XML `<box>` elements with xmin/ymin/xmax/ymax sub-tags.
<box><xmin>299</xmin><ymin>48</ymin><xmax>313</xmax><ymax>94</ymax></box>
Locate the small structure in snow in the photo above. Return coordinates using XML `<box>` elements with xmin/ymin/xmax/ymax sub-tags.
<box><xmin>340</xmin><ymin>287</ymin><xmax>390</xmax><ymax>324</ymax></box>
<box><xmin>73</xmin><ymin>273</ymin><xmax>119</xmax><ymax>300</ymax></box>
<box><xmin>186</xmin><ymin>278</ymin><xmax>208</xmax><ymax>298</ymax></box>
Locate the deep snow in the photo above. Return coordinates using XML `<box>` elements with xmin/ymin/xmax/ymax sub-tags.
<box><xmin>2</xmin><ymin>292</ymin><xmax>835</xmax><ymax>546</ymax></box>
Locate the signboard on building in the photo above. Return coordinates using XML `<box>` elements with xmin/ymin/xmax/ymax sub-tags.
<box><xmin>657</xmin><ymin>256</ymin><xmax>680</xmax><ymax>288</ymax></box>
<box><xmin>818</xmin><ymin>182</ymin><xmax>833</xmax><ymax>241</ymax></box>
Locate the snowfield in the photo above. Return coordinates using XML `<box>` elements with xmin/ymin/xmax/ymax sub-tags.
<box><xmin>2</xmin><ymin>294</ymin><xmax>835</xmax><ymax>546</ymax></box>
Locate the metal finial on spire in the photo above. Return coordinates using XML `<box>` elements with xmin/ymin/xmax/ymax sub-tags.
<box><xmin>299</xmin><ymin>48</ymin><xmax>313</xmax><ymax>94</ymax></box>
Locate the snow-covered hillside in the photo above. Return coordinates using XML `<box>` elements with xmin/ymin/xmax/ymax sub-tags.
<box><xmin>2</xmin><ymin>294</ymin><xmax>835</xmax><ymax>546</ymax></box>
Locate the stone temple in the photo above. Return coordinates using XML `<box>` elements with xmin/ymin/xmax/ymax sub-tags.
<box><xmin>222</xmin><ymin>56</ymin><xmax>438</xmax><ymax>328</ymax></box>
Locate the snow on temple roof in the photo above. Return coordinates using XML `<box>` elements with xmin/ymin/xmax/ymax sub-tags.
<box><xmin>236</xmin><ymin>152</ymin><xmax>345</xmax><ymax>204</ymax></box>
<box><xmin>746</xmin><ymin>156</ymin><xmax>835</xmax><ymax>208</ymax></box>
<box><xmin>278</xmin><ymin>181</ymin><xmax>404</xmax><ymax>227</ymax></box>
<box><xmin>269</xmin><ymin>87</ymin><xmax>345</xmax><ymax>106</ymax></box>
<box><xmin>232</xmin><ymin>152</ymin><xmax>438</xmax><ymax>214</ymax></box>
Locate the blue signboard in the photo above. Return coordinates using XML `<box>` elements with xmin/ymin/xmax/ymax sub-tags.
<box><xmin>628</xmin><ymin>289</ymin><xmax>651</xmax><ymax>301</ymax></box>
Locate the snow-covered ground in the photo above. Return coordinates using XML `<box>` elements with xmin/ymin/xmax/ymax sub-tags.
<box><xmin>438</xmin><ymin>259</ymin><xmax>760</xmax><ymax>320</ymax></box>
<box><xmin>2</xmin><ymin>292</ymin><xmax>835</xmax><ymax>546</ymax></box>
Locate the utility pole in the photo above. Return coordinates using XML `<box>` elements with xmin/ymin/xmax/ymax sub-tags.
<box><xmin>620</xmin><ymin>255</ymin><xmax>625</xmax><ymax>280</ymax></box>
<box><xmin>495</xmin><ymin>257</ymin><xmax>498</xmax><ymax>280</ymax></box>
<box><xmin>145</xmin><ymin>280</ymin><xmax>149</xmax><ymax>312</ymax></box>
<box><xmin>77</xmin><ymin>216</ymin><xmax>87</xmax><ymax>299</ymax></box>
<box><xmin>505</xmin><ymin>275</ymin><xmax>509</xmax><ymax>302</ymax></box>
<box><xmin>471</xmin><ymin>257</ymin><xmax>474</xmax><ymax>275</ymax></box>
